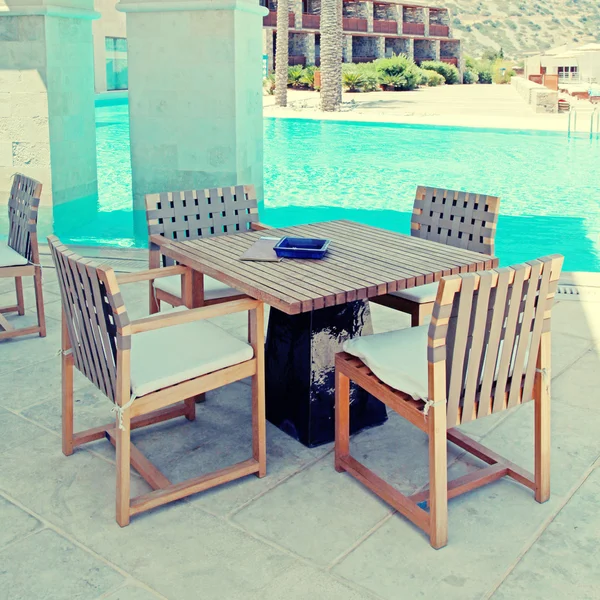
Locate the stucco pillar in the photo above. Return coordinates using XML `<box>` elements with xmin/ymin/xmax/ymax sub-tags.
<box><xmin>423</xmin><ymin>7</ymin><xmax>430</xmax><ymax>36</ymax></box>
<box><xmin>407</xmin><ymin>37</ymin><xmax>414</xmax><ymax>60</ymax></box>
<box><xmin>365</xmin><ymin>1</ymin><xmax>373</xmax><ymax>33</ymax></box>
<box><xmin>305</xmin><ymin>33</ymin><xmax>316</xmax><ymax>66</ymax></box>
<box><xmin>117</xmin><ymin>0</ymin><xmax>268</xmax><ymax>234</ymax></box>
<box><xmin>435</xmin><ymin>39</ymin><xmax>441</xmax><ymax>61</ymax></box>
<box><xmin>375</xmin><ymin>36</ymin><xmax>385</xmax><ymax>59</ymax></box>
<box><xmin>291</xmin><ymin>0</ymin><xmax>303</xmax><ymax>29</ymax></box>
<box><xmin>342</xmin><ymin>35</ymin><xmax>353</xmax><ymax>63</ymax></box>
<box><xmin>0</xmin><ymin>1</ymin><xmax>99</xmax><ymax>212</ymax></box>
<box><xmin>393</xmin><ymin>4</ymin><xmax>403</xmax><ymax>30</ymax></box>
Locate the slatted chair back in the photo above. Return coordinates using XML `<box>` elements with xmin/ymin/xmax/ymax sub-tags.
<box><xmin>411</xmin><ymin>186</ymin><xmax>500</xmax><ymax>255</ymax></box>
<box><xmin>7</xmin><ymin>174</ymin><xmax>43</xmax><ymax>263</ymax></box>
<box><xmin>146</xmin><ymin>185</ymin><xmax>259</xmax><ymax>267</ymax></box>
<box><xmin>428</xmin><ymin>255</ymin><xmax>563</xmax><ymax>427</ymax></box>
<box><xmin>48</xmin><ymin>236</ymin><xmax>130</xmax><ymax>403</ymax></box>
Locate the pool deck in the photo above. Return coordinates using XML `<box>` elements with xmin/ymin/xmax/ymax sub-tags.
<box><xmin>1</xmin><ymin>247</ymin><xmax>600</xmax><ymax>600</ymax></box>
<box><xmin>264</xmin><ymin>84</ymin><xmax>598</xmax><ymax>134</ymax></box>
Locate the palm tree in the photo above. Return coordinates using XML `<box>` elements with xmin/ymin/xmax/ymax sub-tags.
<box><xmin>320</xmin><ymin>0</ymin><xmax>342</xmax><ymax>111</ymax></box>
<box><xmin>275</xmin><ymin>0</ymin><xmax>289</xmax><ymax>107</ymax></box>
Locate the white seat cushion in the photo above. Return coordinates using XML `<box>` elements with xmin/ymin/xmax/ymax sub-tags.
<box><xmin>389</xmin><ymin>282</ymin><xmax>439</xmax><ymax>304</ymax></box>
<box><xmin>130</xmin><ymin>308</ymin><xmax>254</xmax><ymax>397</ymax></box>
<box><xmin>343</xmin><ymin>325</ymin><xmax>429</xmax><ymax>401</ymax></box>
<box><xmin>154</xmin><ymin>274</ymin><xmax>241</xmax><ymax>301</ymax></box>
<box><xmin>0</xmin><ymin>242</ymin><xmax>28</xmax><ymax>268</ymax></box>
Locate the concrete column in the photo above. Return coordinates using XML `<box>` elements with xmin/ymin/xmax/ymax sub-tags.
<box><xmin>365</xmin><ymin>1</ymin><xmax>373</xmax><ymax>33</ymax></box>
<box><xmin>291</xmin><ymin>0</ymin><xmax>303</xmax><ymax>29</ymax></box>
<box><xmin>305</xmin><ymin>33</ymin><xmax>316</xmax><ymax>66</ymax></box>
<box><xmin>393</xmin><ymin>4</ymin><xmax>403</xmax><ymax>30</ymax></box>
<box><xmin>0</xmin><ymin>1</ymin><xmax>99</xmax><ymax>213</ymax></box>
<box><xmin>263</xmin><ymin>28</ymin><xmax>275</xmax><ymax>73</ymax></box>
<box><xmin>423</xmin><ymin>7</ymin><xmax>430</xmax><ymax>36</ymax></box>
<box><xmin>375</xmin><ymin>36</ymin><xmax>385</xmax><ymax>59</ymax></box>
<box><xmin>435</xmin><ymin>39</ymin><xmax>441</xmax><ymax>61</ymax></box>
<box><xmin>407</xmin><ymin>37</ymin><xmax>414</xmax><ymax>60</ymax></box>
<box><xmin>116</xmin><ymin>0</ymin><xmax>268</xmax><ymax>233</ymax></box>
<box><xmin>342</xmin><ymin>35</ymin><xmax>353</xmax><ymax>63</ymax></box>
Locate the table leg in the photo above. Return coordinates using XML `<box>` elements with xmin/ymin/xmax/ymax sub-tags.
<box><xmin>265</xmin><ymin>301</ymin><xmax>388</xmax><ymax>447</ymax></box>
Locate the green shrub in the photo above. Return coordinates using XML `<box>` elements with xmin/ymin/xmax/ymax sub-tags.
<box><xmin>287</xmin><ymin>65</ymin><xmax>304</xmax><ymax>88</ymax></box>
<box><xmin>341</xmin><ymin>62</ymin><xmax>379</xmax><ymax>92</ymax></box>
<box><xmin>263</xmin><ymin>73</ymin><xmax>276</xmax><ymax>95</ymax></box>
<box><xmin>342</xmin><ymin>72</ymin><xmax>365</xmax><ymax>92</ymax></box>
<box><xmin>300</xmin><ymin>66</ymin><xmax>317</xmax><ymax>89</ymax></box>
<box><xmin>420</xmin><ymin>60</ymin><xmax>460</xmax><ymax>84</ymax></box>
<box><xmin>478</xmin><ymin>69</ymin><xmax>493</xmax><ymax>84</ymax></box>
<box><xmin>463</xmin><ymin>69</ymin><xmax>479</xmax><ymax>84</ymax></box>
<box><xmin>374</xmin><ymin>54</ymin><xmax>421</xmax><ymax>91</ymax></box>
<box><xmin>420</xmin><ymin>69</ymin><xmax>445</xmax><ymax>86</ymax></box>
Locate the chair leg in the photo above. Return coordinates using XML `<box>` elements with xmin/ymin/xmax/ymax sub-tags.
<box><xmin>115</xmin><ymin>409</ymin><xmax>131</xmax><ymax>527</ymax></box>
<box><xmin>33</xmin><ymin>267</ymin><xmax>46</xmax><ymax>337</ymax></box>
<box><xmin>534</xmin><ymin>333</ymin><xmax>551</xmax><ymax>503</ymax></box>
<box><xmin>184</xmin><ymin>397</ymin><xmax>196</xmax><ymax>421</ymax></box>
<box><xmin>428</xmin><ymin>403</ymin><xmax>448</xmax><ymax>549</ymax></box>
<box><xmin>149</xmin><ymin>283</ymin><xmax>160</xmax><ymax>315</ymax></box>
<box><xmin>15</xmin><ymin>277</ymin><xmax>25</xmax><ymax>316</ymax></box>
<box><xmin>61</xmin><ymin>316</ymin><xmax>74</xmax><ymax>457</ymax></box>
<box><xmin>335</xmin><ymin>367</ymin><xmax>350</xmax><ymax>473</ymax></box>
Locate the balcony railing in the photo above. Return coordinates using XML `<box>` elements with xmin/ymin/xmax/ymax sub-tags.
<box><xmin>430</xmin><ymin>24</ymin><xmax>450</xmax><ymax>37</ymax></box>
<box><xmin>440</xmin><ymin>57</ymin><xmax>458</xmax><ymax>66</ymax></box>
<box><xmin>343</xmin><ymin>17</ymin><xmax>368</xmax><ymax>32</ymax></box>
<box><xmin>302</xmin><ymin>13</ymin><xmax>320</xmax><ymax>29</ymax></box>
<box><xmin>403</xmin><ymin>22</ymin><xmax>425</xmax><ymax>35</ymax></box>
<box><xmin>373</xmin><ymin>20</ymin><xmax>398</xmax><ymax>34</ymax></box>
<box><xmin>263</xmin><ymin>10</ymin><xmax>295</xmax><ymax>28</ymax></box>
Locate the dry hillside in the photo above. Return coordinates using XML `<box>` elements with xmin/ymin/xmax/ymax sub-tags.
<box><xmin>444</xmin><ymin>0</ymin><xmax>600</xmax><ymax>59</ymax></box>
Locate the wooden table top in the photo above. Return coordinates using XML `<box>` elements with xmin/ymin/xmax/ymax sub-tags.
<box><xmin>157</xmin><ymin>220</ymin><xmax>498</xmax><ymax>315</ymax></box>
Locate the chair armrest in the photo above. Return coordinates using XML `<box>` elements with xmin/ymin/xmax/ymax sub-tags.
<box><xmin>116</xmin><ymin>265</ymin><xmax>189</xmax><ymax>285</ymax></box>
<box><xmin>251</xmin><ymin>222</ymin><xmax>272</xmax><ymax>231</ymax></box>
<box><xmin>130</xmin><ymin>297</ymin><xmax>261</xmax><ymax>334</ymax></box>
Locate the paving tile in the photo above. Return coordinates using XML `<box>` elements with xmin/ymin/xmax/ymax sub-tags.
<box><xmin>552</xmin><ymin>300</ymin><xmax>600</xmax><ymax>346</ymax></box>
<box><xmin>0</xmin><ymin>529</ymin><xmax>124</xmax><ymax>600</ymax></box>
<box><xmin>232</xmin><ymin>454</ymin><xmax>392</xmax><ymax>567</ymax></box>
<box><xmin>479</xmin><ymin>399</ymin><xmax>600</xmax><ymax>497</ymax></box>
<box><xmin>0</xmin><ymin>495</ymin><xmax>42</xmax><ymax>549</ymax></box>
<box><xmin>0</xmin><ymin>355</ymin><xmax>90</xmax><ymax>411</ymax></box>
<box><xmin>551</xmin><ymin>332</ymin><xmax>593</xmax><ymax>378</ymax></box>
<box><xmin>552</xmin><ymin>347</ymin><xmax>600</xmax><ymax>413</ymax></box>
<box><xmin>0</xmin><ymin>431</ymin><xmax>298</xmax><ymax>600</ymax></box>
<box><xmin>126</xmin><ymin>381</ymin><xmax>332</xmax><ymax>516</ymax></box>
<box><xmin>247</xmin><ymin>563</ymin><xmax>375</xmax><ymax>600</ymax></box>
<box><xmin>0</xmin><ymin>317</ymin><xmax>62</xmax><ymax>374</ymax></box>
<box><xmin>20</xmin><ymin>382</ymin><xmax>113</xmax><ymax>436</ymax></box>
<box><xmin>492</xmin><ymin>467</ymin><xmax>600</xmax><ymax>600</ymax></box>
<box><xmin>103</xmin><ymin>584</ymin><xmax>163</xmax><ymax>600</ymax></box>
<box><xmin>0</xmin><ymin>406</ymin><xmax>47</xmax><ymax>455</ymax></box>
<box><xmin>333</xmin><ymin>479</ymin><xmax>561</xmax><ymax>600</ymax></box>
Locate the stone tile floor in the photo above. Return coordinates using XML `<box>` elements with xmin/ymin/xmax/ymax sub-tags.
<box><xmin>1</xmin><ymin>261</ymin><xmax>599</xmax><ymax>600</ymax></box>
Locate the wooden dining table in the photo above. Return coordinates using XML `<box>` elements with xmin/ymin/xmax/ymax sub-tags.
<box><xmin>154</xmin><ymin>220</ymin><xmax>498</xmax><ymax>447</ymax></box>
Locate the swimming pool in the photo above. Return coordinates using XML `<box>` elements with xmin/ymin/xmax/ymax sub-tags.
<box><xmin>36</xmin><ymin>99</ymin><xmax>600</xmax><ymax>272</ymax></box>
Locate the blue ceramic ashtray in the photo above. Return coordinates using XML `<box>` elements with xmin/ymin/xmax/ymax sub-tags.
<box><xmin>274</xmin><ymin>237</ymin><xmax>331</xmax><ymax>259</ymax></box>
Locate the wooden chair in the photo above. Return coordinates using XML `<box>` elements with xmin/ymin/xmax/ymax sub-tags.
<box><xmin>0</xmin><ymin>174</ymin><xmax>46</xmax><ymax>341</ymax></box>
<box><xmin>372</xmin><ymin>186</ymin><xmax>500</xmax><ymax>326</ymax></box>
<box><xmin>336</xmin><ymin>255</ymin><xmax>563</xmax><ymax>548</ymax></box>
<box><xmin>48</xmin><ymin>235</ymin><xmax>266</xmax><ymax>527</ymax></box>
<box><xmin>145</xmin><ymin>184</ymin><xmax>269</xmax><ymax>314</ymax></box>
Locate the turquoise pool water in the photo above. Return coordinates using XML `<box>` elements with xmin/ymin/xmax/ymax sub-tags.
<box><xmin>35</xmin><ymin>99</ymin><xmax>600</xmax><ymax>271</ymax></box>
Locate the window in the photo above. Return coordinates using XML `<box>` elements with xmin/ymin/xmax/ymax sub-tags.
<box><xmin>105</xmin><ymin>37</ymin><xmax>128</xmax><ymax>91</ymax></box>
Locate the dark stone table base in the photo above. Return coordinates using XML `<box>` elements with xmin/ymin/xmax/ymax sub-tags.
<box><xmin>265</xmin><ymin>301</ymin><xmax>388</xmax><ymax>447</ymax></box>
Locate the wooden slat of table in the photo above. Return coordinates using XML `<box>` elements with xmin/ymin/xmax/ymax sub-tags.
<box><xmin>160</xmin><ymin>221</ymin><xmax>497</xmax><ymax>315</ymax></box>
